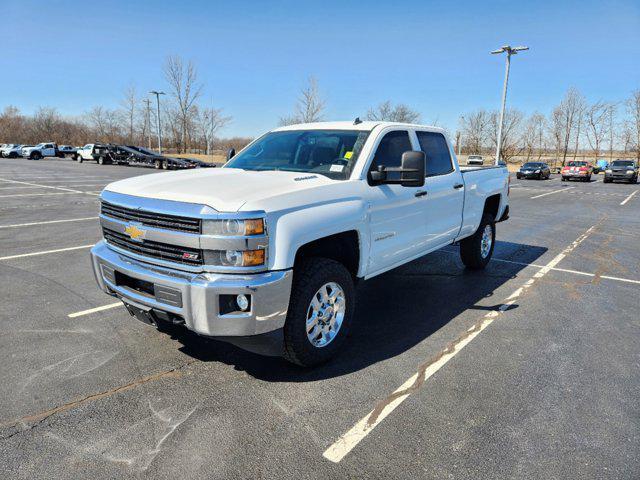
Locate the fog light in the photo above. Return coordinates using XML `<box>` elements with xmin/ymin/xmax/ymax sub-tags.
<box><xmin>236</xmin><ymin>294</ymin><xmax>249</xmax><ymax>311</ymax></box>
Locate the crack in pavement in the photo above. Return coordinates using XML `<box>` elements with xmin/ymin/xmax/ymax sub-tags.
<box><xmin>0</xmin><ymin>359</ymin><xmax>199</xmax><ymax>440</ymax></box>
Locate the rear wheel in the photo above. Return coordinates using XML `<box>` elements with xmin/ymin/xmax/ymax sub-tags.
<box><xmin>155</xmin><ymin>159</ymin><xmax>162</xmax><ymax>169</ymax></box>
<box><xmin>283</xmin><ymin>258</ymin><xmax>355</xmax><ymax>367</ymax></box>
<box><xmin>460</xmin><ymin>213</ymin><xmax>495</xmax><ymax>270</ymax></box>
<box><xmin>162</xmin><ymin>160</ymin><xmax>169</xmax><ymax>170</ymax></box>
<box><xmin>31</xmin><ymin>152</ymin><xmax>41</xmax><ymax>160</ymax></box>
<box><xmin>77</xmin><ymin>155</ymin><xmax>83</xmax><ymax>163</ymax></box>
<box><xmin>98</xmin><ymin>156</ymin><xmax>106</xmax><ymax>165</ymax></box>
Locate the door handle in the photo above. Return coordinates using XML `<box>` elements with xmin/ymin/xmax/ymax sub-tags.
<box><xmin>453</xmin><ymin>183</ymin><xmax>464</xmax><ymax>189</ymax></box>
<box><xmin>415</xmin><ymin>190</ymin><xmax>428</xmax><ymax>197</ymax></box>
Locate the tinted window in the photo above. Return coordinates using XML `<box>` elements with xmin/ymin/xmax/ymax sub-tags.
<box><xmin>611</xmin><ymin>160</ymin><xmax>634</xmax><ymax>167</ymax></box>
<box><xmin>416</xmin><ymin>131</ymin><xmax>453</xmax><ymax>176</ymax></box>
<box><xmin>370</xmin><ymin>130</ymin><xmax>412</xmax><ymax>171</ymax></box>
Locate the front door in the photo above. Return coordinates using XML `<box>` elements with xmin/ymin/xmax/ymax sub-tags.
<box><xmin>366</xmin><ymin>129</ymin><xmax>429</xmax><ymax>277</ymax></box>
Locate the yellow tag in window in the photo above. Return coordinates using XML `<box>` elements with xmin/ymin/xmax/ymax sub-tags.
<box><xmin>344</xmin><ymin>151</ymin><xmax>353</xmax><ymax>159</ymax></box>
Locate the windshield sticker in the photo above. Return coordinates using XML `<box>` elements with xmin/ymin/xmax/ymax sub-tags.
<box><xmin>344</xmin><ymin>151</ymin><xmax>353</xmax><ymax>159</ymax></box>
<box><xmin>330</xmin><ymin>164</ymin><xmax>345</xmax><ymax>172</ymax></box>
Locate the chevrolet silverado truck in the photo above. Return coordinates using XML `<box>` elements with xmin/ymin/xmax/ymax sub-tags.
<box><xmin>91</xmin><ymin>121</ymin><xmax>510</xmax><ymax>366</ymax></box>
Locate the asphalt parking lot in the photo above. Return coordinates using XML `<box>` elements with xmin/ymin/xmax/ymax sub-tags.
<box><xmin>1</xmin><ymin>157</ymin><xmax>639</xmax><ymax>479</ymax></box>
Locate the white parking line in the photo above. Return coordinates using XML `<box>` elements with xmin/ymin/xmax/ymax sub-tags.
<box><xmin>322</xmin><ymin>223</ymin><xmax>599</xmax><ymax>463</ymax></box>
<box><xmin>0</xmin><ymin>178</ymin><xmax>99</xmax><ymax>196</ymax></box>
<box><xmin>0</xmin><ymin>217</ymin><xmax>98</xmax><ymax>229</ymax></box>
<box><xmin>530</xmin><ymin>187</ymin><xmax>574</xmax><ymax>199</ymax></box>
<box><xmin>491</xmin><ymin>257</ymin><xmax>640</xmax><ymax>285</ymax></box>
<box><xmin>0</xmin><ymin>245</ymin><xmax>93</xmax><ymax>261</ymax></box>
<box><xmin>0</xmin><ymin>192</ymin><xmax>88</xmax><ymax>198</ymax></box>
<box><xmin>620</xmin><ymin>190</ymin><xmax>638</xmax><ymax>206</ymax></box>
<box><xmin>68</xmin><ymin>302</ymin><xmax>123</xmax><ymax>318</ymax></box>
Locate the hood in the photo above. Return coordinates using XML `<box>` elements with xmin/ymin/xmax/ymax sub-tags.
<box><xmin>104</xmin><ymin>167</ymin><xmax>336</xmax><ymax>212</ymax></box>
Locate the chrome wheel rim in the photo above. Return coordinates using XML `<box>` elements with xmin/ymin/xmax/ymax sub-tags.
<box><xmin>480</xmin><ymin>224</ymin><xmax>493</xmax><ymax>258</ymax></box>
<box><xmin>306</xmin><ymin>282</ymin><xmax>346</xmax><ymax>348</ymax></box>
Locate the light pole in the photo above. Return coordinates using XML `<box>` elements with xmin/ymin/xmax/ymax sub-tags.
<box><xmin>491</xmin><ymin>45</ymin><xmax>528</xmax><ymax>164</ymax></box>
<box><xmin>149</xmin><ymin>91</ymin><xmax>165</xmax><ymax>154</ymax></box>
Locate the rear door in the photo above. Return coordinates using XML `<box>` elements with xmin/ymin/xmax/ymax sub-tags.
<box><xmin>365</xmin><ymin>129</ymin><xmax>429</xmax><ymax>276</ymax></box>
<box><xmin>415</xmin><ymin>130</ymin><xmax>464</xmax><ymax>249</ymax></box>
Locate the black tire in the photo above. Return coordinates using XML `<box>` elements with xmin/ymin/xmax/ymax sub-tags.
<box><xmin>283</xmin><ymin>258</ymin><xmax>355</xmax><ymax>367</ymax></box>
<box><xmin>155</xmin><ymin>159</ymin><xmax>162</xmax><ymax>169</ymax></box>
<box><xmin>586</xmin><ymin>175</ymin><xmax>591</xmax><ymax>182</ymax></box>
<box><xmin>561</xmin><ymin>176</ymin><xmax>566</xmax><ymax>181</ymax></box>
<box><xmin>603</xmin><ymin>178</ymin><xmax>611</xmax><ymax>183</ymax></box>
<box><xmin>162</xmin><ymin>160</ymin><xmax>169</xmax><ymax>170</ymax></box>
<box><xmin>98</xmin><ymin>156</ymin><xmax>105</xmax><ymax>165</ymax></box>
<box><xmin>516</xmin><ymin>174</ymin><xmax>521</xmax><ymax>180</ymax></box>
<box><xmin>31</xmin><ymin>152</ymin><xmax>41</xmax><ymax>160</ymax></box>
<box><xmin>460</xmin><ymin>213</ymin><xmax>496</xmax><ymax>270</ymax></box>
<box><xmin>77</xmin><ymin>155</ymin><xmax>83</xmax><ymax>163</ymax></box>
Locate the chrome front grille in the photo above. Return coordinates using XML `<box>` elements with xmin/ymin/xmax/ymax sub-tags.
<box><xmin>102</xmin><ymin>227</ymin><xmax>204</xmax><ymax>266</ymax></box>
<box><xmin>101</xmin><ymin>201</ymin><xmax>201</xmax><ymax>233</ymax></box>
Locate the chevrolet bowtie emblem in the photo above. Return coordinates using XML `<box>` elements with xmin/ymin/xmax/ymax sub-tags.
<box><xmin>124</xmin><ymin>223</ymin><xmax>146</xmax><ymax>242</ymax></box>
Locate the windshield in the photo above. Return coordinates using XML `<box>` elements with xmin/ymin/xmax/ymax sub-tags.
<box><xmin>523</xmin><ymin>163</ymin><xmax>542</xmax><ymax>168</ymax></box>
<box><xmin>225</xmin><ymin>129</ymin><xmax>370</xmax><ymax>180</ymax></box>
<box><xmin>611</xmin><ymin>160</ymin><xmax>634</xmax><ymax>167</ymax></box>
<box><xmin>567</xmin><ymin>161</ymin><xmax>587</xmax><ymax>167</ymax></box>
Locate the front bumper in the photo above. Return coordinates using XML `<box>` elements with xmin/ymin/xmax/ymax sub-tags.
<box><xmin>605</xmin><ymin>172</ymin><xmax>635</xmax><ymax>180</ymax></box>
<box><xmin>91</xmin><ymin>241</ymin><xmax>292</xmax><ymax>337</ymax></box>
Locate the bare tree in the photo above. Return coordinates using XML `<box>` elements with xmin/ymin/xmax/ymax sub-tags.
<box><xmin>585</xmin><ymin>101</ymin><xmax>610</xmax><ymax>162</ymax></box>
<box><xmin>86</xmin><ymin>106</ymin><xmax>122</xmax><ymax>143</ymax></box>
<box><xmin>280</xmin><ymin>76</ymin><xmax>326</xmax><ymax>125</ymax></box>
<box><xmin>366</xmin><ymin>101</ymin><xmax>421</xmax><ymax>123</ymax></box>
<box><xmin>628</xmin><ymin>89</ymin><xmax>640</xmax><ymax>160</ymax></box>
<box><xmin>552</xmin><ymin>88</ymin><xmax>586</xmax><ymax>165</ymax></box>
<box><xmin>164</xmin><ymin>55</ymin><xmax>203</xmax><ymax>152</ymax></box>
<box><xmin>522</xmin><ymin>113</ymin><xmax>546</xmax><ymax>161</ymax></box>
<box><xmin>459</xmin><ymin>110</ymin><xmax>489</xmax><ymax>155</ymax></box>
<box><xmin>195</xmin><ymin>104</ymin><xmax>232</xmax><ymax>155</ymax></box>
<box><xmin>120</xmin><ymin>83</ymin><xmax>138</xmax><ymax>144</ymax></box>
<box><xmin>488</xmin><ymin>108</ymin><xmax>524</xmax><ymax>162</ymax></box>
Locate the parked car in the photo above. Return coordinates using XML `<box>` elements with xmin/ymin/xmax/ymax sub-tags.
<box><xmin>516</xmin><ymin>162</ymin><xmax>551</xmax><ymax>180</ymax></box>
<box><xmin>22</xmin><ymin>142</ymin><xmax>59</xmax><ymax>159</ymax></box>
<box><xmin>603</xmin><ymin>159</ymin><xmax>638</xmax><ymax>184</ymax></box>
<box><xmin>76</xmin><ymin>143</ymin><xmax>113</xmax><ymax>164</ymax></box>
<box><xmin>561</xmin><ymin>161</ymin><xmax>593</xmax><ymax>182</ymax></box>
<box><xmin>90</xmin><ymin>121</ymin><xmax>510</xmax><ymax>366</ymax></box>
<box><xmin>467</xmin><ymin>154</ymin><xmax>484</xmax><ymax>165</ymax></box>
<box><xmin>0</xmin><ymin>144</ymin><xmax>24</xmax><ymax>158</ymax></box>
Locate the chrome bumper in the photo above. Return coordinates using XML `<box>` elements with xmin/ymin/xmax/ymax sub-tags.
<box><xmin>91</xmin><ymin>241</ymin><xmax>292</xmax><ymax>337</ymax></box>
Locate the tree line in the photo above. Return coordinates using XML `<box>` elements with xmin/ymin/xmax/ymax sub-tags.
<box><xmin>458</xmin><ymin>88</ymin><xmax>640</xmax><ymax>164</ymax></box>
<box><xmin>1</xmin><ymin>57</ymin><xmax>639</xmax><ymax>163</ymax></box>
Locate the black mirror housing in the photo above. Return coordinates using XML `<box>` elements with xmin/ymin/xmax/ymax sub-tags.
<box><xmin>399</xmin><ymin>151</ymin><xmax>426</xmax><ymax>187</ymax></box>
<box><xmin>226</xmin><ymin>148</ymin><xmax>236</xmax><ymax>161</ymax></box>
<box><xmin>369</xmin><ymin>151</ymin><xmax>426</xmax><ymax>187</ymax></box>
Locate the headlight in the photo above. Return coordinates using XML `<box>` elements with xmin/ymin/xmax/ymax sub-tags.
<box><xmin>605</xmin><ymin>169</ymin><xmax>612</xmax><ymax>173</ymax></box>
<box><xmin>207</xmin><ymin>249</ymin><xmax>265</xmax><ymax>267</ymax></box>
<box><xmin>627</xmin><ymin>170</ymin><xmax>635</xmax><ymax>174</ymax></box>
<box><xmin>535</xmin><ymin>169</ymin><xmax>541</xmax><ymax>173</ymax></box>
<box><xmin>202</xmin><ymin>218</ymin><xmax>264</xmax><ymax>236</ymax></box>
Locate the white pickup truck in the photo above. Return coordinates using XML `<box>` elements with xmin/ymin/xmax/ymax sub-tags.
<box><xmin>91</xmin><ymin>121</ymin><xmax>510</xmax><ymax>366</ymax></box>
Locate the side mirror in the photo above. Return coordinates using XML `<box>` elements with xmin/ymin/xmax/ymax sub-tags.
<box><xmin>369</xmin><ymin>151</ymin><xmax>426</xmax><ymax>187</ymax></box>
<box><xmin>399</xmin><ymin>151</ymin><xmax>426</xmax><ymax>187</ymax></box>
<box><xmin>226</xmin><ymin>148</ymin><xmax>236</xmax><ymax>161</ymax></box>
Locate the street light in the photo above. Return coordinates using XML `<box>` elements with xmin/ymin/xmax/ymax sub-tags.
<box><xmin>149</xmin><ymin>90</ymin><xmax>166</xmax><ymax>154</ymax></box>
<box><xmin>491</xmin><ymin>45</ymin><xmax>528</xmax><ymax>164</ymax></box>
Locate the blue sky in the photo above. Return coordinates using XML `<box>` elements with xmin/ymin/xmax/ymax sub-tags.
<box><xmin>3</xmin><ymin>0</ymin><xmax>639</xmax><ymax>137</ymax></box>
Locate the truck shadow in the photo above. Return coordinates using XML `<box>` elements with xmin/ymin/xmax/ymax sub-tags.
<box><xmin>169</xmin><ymin>240</ymin><xmax>547</xmax><ymax>381</ymax></box>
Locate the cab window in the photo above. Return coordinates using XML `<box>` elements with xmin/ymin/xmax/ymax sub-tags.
<box><xmin>369</xmin><ymin>130</ymin><xmax>412</xmax><ymax>171</ymax></box>
<box><xmin>416</xmin><ymin>131</ymin><xmax>453</xmax><ymax>176</ymax></box>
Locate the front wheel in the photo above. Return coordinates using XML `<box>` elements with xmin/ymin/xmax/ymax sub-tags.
<box><xmin>77</xmin><ymin>155</ymin><xmax>83</xmax><ymax>163</ymax></box>
<box><xmin>31</xmin><ymin>152</ymin><xmax>42</xmax><ymax>160</ymax></box>
<box><xmin>283</xmin><ymin>258</ymin><xmax>355</xmax><ymax>367</ymax></box>
<box><xmin>460</xmin><ymin>213</ymin><xmax>495</xmax><ymax>270</ymax></box>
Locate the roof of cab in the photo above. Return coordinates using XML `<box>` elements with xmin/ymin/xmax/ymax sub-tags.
<box><xmin>272</xmin><ymin>121</ymin><xmax>445</xmax><ymax>133</ymax></box>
